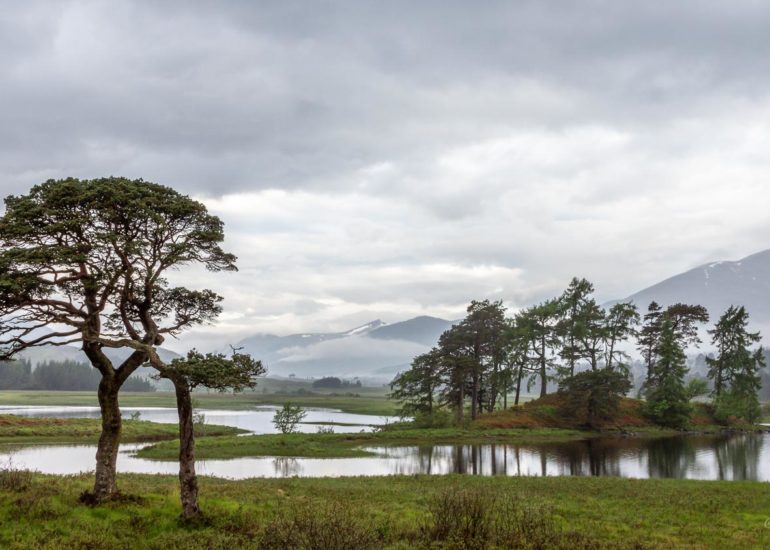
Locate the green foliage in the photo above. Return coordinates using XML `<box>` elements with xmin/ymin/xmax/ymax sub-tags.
<box><xmin>0</xmin><ymin>177</ymin><xmax>237</xmax><ymax>360</ymax></box>
<box><xmin>389</xmin><ymin>348</ymin><xmax>442</xmax><ymax>418</ymax></box>
<box><xmin>161</xmin><ymin>349</ymin><xmax>265</xmax><ymax>392</ymax></box>
<box><xmin>425</xmin><ymin>486</ymin><xmax>602</xmax><ymax>549</ymax></box>
<box><xmin>644</xmin><ymin>318</ymin><xmax>691</xmax><ymax>428</ymax></box>
<box><xmin>684</xmin><ymin>377</ymin><xmax>709</xmax><ymax>400</ymax></box>
<box><xmin>558</xmin><ymin>369</ymin><xmax>632</xmax><ymax>428</ymax></box>
<box><xmin>705</xmin><ymin>306</ymin><xmax>764</xmax><ymax>424</ymax></box>
<box><xmin>410</xmin><ymin>408</ymin><xmax>454</xmax><ymax>428</ymax></box>
<box><xmin>260</xmin><ymin>499</ymin><xmax>378</xmax><ymax>549</ymax></box>
<box><xmin>637</xmin><ymin>302</ymin><xmax>709</xmax><ymax>382</ymax></box>
<box><xmin>272</xmin><ymin>402</ymin><xmax>307</xmax><ymax>434</ymax></box>
<box><xmin>714</xmin><ymin>391</ymin><xmax>762</xmax><ymax>425</ymax></box>
<box><xmin>0</xmin><ymin>457</ymin><xmax>34</xmax><ymax>492</ymax></box>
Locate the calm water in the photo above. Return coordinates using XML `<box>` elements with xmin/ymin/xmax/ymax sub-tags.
<box><xmin>0</xmin><ymin>405</ymin><xmax>397</xmax><ymax>434</ymax></box>
<box><xmin>0</xmin><ymin>411</ymin><xmax>767</xmax><ymax>480</ymax></box>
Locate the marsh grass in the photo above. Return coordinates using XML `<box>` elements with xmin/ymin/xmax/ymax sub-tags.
<box><xmin>0</xmin><ymin>456</ymin><xmax>33</xmax><ymax>492</ymax></box>
<box><xmin>0</xmin><ymin>473</ymin><xmax>766</xmax><ymax>548</ymax></box>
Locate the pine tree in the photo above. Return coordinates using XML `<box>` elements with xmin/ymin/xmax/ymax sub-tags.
<box><xmin>637</xmin><ymin>302</ymin><xmax>663</xmax><ymax>382</ymax></box>
<box><xmin>644</xmin><ymin>318</ymin><xmax>691</xmax><ymax>428</ymax></box>
<box><xmin>557</xmin><ymin>277</ymin><xmax>594</xmax><ymax>377</ymax></box>
<box><xmin>707</xmin><ymin>306</ymin><xmax>765</xmax><ymax>423</ymax></box>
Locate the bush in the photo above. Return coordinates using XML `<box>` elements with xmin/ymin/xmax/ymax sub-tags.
<box><xmin>0</xmin><ymin>457</ymin><xmax>34</xmax><ymax>492</ymax></box>
<box><xmin>714</xmin><ymin>391</ymin><xmax>762</xmax><ymax>424</ymax></box>
<box><xmin>272</xmin><ymin>403</ymin><xmax>307</xmax><ymax>434</ymax></box>
<box><xmin>423</xmin><ymin>486</ymin><xmax>602</xmax><ymax>549</ymax></box>
<box><xmin>558</xmin><ymin>369</ymin><xmax>631</xmax><ymax>428</ymax></box>
<box><xmin>412</xmin><ymin>409</ymin><xmax>453</xmax><ymax>428</ymax></box>
<box><xmin>260</xmin><ymin>500</ymin><xmax>378</xmax><ymax>549</ymax></box>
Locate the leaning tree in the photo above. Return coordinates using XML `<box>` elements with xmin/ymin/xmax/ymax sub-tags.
<box><xmin>150</xmin><ymin>349</ymin><xmax>265</xmax><ymax>519</ymax></box>
<box><xmin>0</xmin><ymin>177</ymin><xmax>236</xmax><ymax>501</ymax></box>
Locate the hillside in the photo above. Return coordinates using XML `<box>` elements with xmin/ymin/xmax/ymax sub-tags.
<box><xmin>617</xmin><ymin>249</ymin><xmax>770</xmax><ymax>325</ymax></box>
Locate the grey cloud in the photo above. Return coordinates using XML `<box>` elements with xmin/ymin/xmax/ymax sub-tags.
<box><xmin>3</xmin><ymin>2</ymin><xmax>770</xmax><ymax>350</ymax></box>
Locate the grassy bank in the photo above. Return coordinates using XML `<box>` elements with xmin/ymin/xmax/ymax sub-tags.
<box><xmin>0</xmin><ymin>415</ymin><xmax>243</xmax><ymax>445</ymax></box>
<box><xmin>0</xmin><ymin>390</ymin><xmax>398</xmax><ymax>416</ymax></box>
<box><xmin>0</xmin><ymin>473</ymin><xmax>767</xmax><ymax>548</ymax></box>
<box><xmin>137</xmin><ymin>427</ymin><xmax>587</xmax><ymax>460</ymax></box>
<box><xmin>136</xmin><ymin>393</ymin><xmax>765</xmax><ymax>460</ymax></box>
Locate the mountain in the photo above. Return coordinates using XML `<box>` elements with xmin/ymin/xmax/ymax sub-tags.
<box><xmin>368</xmin><ymin>316</ymin><xmax>456</xmax><ymax>346</ymax></box>
<box><xmin>234</xmin><ymin>316</ymin><xmax>454</xmax><ymax>380</ymax></box>
<box><xmin>616</xmin><ymin>249</ymin><xmax>770</xmax><ymax>327</ymax></box>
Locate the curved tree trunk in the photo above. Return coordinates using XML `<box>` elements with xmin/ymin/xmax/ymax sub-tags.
<box><xmin>173</xmin><ymin>377</ymin><xmax>200</xmax><ymax>520</ymax></box>
<box><xmin>93</xmin><ymin>378</ymin><xmax>121</xmax><ymax>500</ymax></box>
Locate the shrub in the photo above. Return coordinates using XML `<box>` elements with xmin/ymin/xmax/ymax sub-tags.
<box><xmin>714</xmin><ymin>391</ymin><xmax>762</xmax><ymax>424</ymax></box>
<box><xmin>558</xmin><ymin>369</ymin><xmax>631</xmax><ymax>428</ymax></box>
<box><xmin>423</xmin><ymin>486</ymin><xmax>606</xmax><ymax>549</ymax></box>
<box><xmin>260</xmin><ymin>500</ymin><xmax>378</xmax><ymax>549</ymax></box>
<box><xmin>412</xmin><ymin>408</ymin><xmax>453</xmax><ymax>428</ymax></box>
<box><xmin>0</xmin><ymin>456</ymin><xmax>34</xmax><ymax>492</ymax></box>
<box><xmin>272</xmin><ymin>403</ymin><xmax>307</xmax><ymax>434</ymax></box>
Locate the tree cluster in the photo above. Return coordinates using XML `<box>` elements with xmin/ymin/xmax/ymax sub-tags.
<box><xmin>390</xmin><ymin>279</ymin><xmax>643</xmax><ymax>422</ymax></box>
<box><xmin>0</xmin><ymin>358</ymin><xmax>155</xmax><ymax>391</ymax></box>
<box><xmin>391</xmin><ymin>277</ymin><xmax>766</xmax><ymax>428</ymax></box>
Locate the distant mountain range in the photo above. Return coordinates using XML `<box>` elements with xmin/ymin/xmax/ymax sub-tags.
<box><xmin>14</xmin><ymin>250</ymin><xmax>770</xmax><ymax>384</ymax></box>
<box><xmin>615</xmin><ymin>249</ymin><xmax>770</xmax><ymax>326</ymax></box>
<box><xmin>234</xmin><ymin>316</ymin><xmax>455</xmax><ymax>380</ymax></box>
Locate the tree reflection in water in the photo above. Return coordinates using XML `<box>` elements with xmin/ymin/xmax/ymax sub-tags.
<box><xmin>372</xmin><ymin>433</ymin><xmax>767</xmax><ymax>480</ymax></box>
<box><xmin>273</xmin><ymin>457</ymin><xmax>300</xmax><ymax>477</ymax></box>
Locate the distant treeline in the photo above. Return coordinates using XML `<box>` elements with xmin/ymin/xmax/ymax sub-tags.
<box><xmin>311</xmin><ymin>376</ymin><xmax>362</xmax><ymax>389</ymax></box>
<box><xmin>0</xmin><ymin>359</ymin><xmax>156</xmax><ymax>392</ymax></box>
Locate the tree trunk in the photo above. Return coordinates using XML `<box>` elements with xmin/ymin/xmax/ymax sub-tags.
<box><xmin>173</xmin><ymin>377</ymin><xmax>200</xmax><ymax>520</ymax></box>
<box><xmin>539</xmin><ymin>336</ymin><xmax>548</xmax><ymax>398</ymax></box>
<box><xmin>93</xmin><ymin>378</ymin><xmax>121</xmax><ymax>500</ymax></box>
<box><xmin>503</xmin><ymin>377</ymin><xmax>508</xmax><ymax>409</ymax></box>
<box><xmin>515</xmin><ymin>365</ymin><xmax>523</xmax><ymax>406</ymax></box>
<box><xmin>470</xmin><ymin>373</ymin><xmax>479</xmax><ymax>420</ymax></box>
<box><xmin>457</xmin><ymin>383</ymin><xmax>465</xmax><ymax>422</ymax></box>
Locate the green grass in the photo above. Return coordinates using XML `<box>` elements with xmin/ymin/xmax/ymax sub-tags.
<box><xmin>0</xmin><ymin>389</ymin><xmax>399</xmax><ymax>416</ymax></box>
<box><xmin>0</xmin><ymin>415</ymin><xmax>244</xmax><ymax>445</ymax></box>
<box><xmin>136</xmin><ymin>427</ymin><xmax>586</xmax><ymax>460</ymax></box>
<box><xmin>0</xmin><ymin>473</ymin><xmax>767</xmax><ymax>548</ymax></box>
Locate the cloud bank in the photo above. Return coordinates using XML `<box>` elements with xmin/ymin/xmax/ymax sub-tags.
<box><xmin>3</xmin><ymin>1</ymin><xmax>770</xmax><ymax>349</ymax></box>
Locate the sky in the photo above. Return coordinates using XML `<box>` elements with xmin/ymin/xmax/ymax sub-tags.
<box><xmin>2</xmin><ymin>1</ymin><xmax>770</xmax><ymax>351</ymax></box>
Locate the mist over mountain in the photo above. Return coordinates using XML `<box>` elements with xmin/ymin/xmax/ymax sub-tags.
<box><xmin>234</xmin><ymin>316</ymin><xmax>455</xmax><ymax>380</ymax></box>
<box><xmin>615</xmin><ymin>249</ymin><xmax>770</xmax><ymax>332</ymax></box>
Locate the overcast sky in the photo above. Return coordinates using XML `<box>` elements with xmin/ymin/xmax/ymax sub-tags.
<box><xmin>2</xmin><ymin>1</ymin><xmax>770</xmax><ymax>350</ymax></box>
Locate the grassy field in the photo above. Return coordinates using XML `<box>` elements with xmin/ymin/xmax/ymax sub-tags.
<box><xmin>0</xmin><ymin>472</ymin><xmax>767</xmax><ymax>548</ymax></box>
<box><xmin>0</xmin><ymin>415</ymin><xmax>244</xmax><ymax>445</ymax></box>
<box><xmin>0</xmin><ymin>389</ymin><xmax>399</xmax><ymax>416</ymax></box>
<box><xmin>136</xmin><ymin>427</ymin><xmax>586</xmax><ymax>460</ymax></box>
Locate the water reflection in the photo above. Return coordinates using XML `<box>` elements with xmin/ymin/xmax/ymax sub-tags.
<box><xmin>273</xmin><ymin>457</ymin><xmax>300</xmax><ymax>477</ymax></box>
<box><xmin>0</xmin><ymin>430</ymin><xmax>766</xmax><ymax>481</ymax></box>
<box><xmin>369</xmin><ymin>433</ymin><xmax>769</xmax><ymax>481</ymax></box>
<box><xmin>0</xmin><ymin>405</ymin><xmax>397</xmax><ymax>434</ymax></box>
